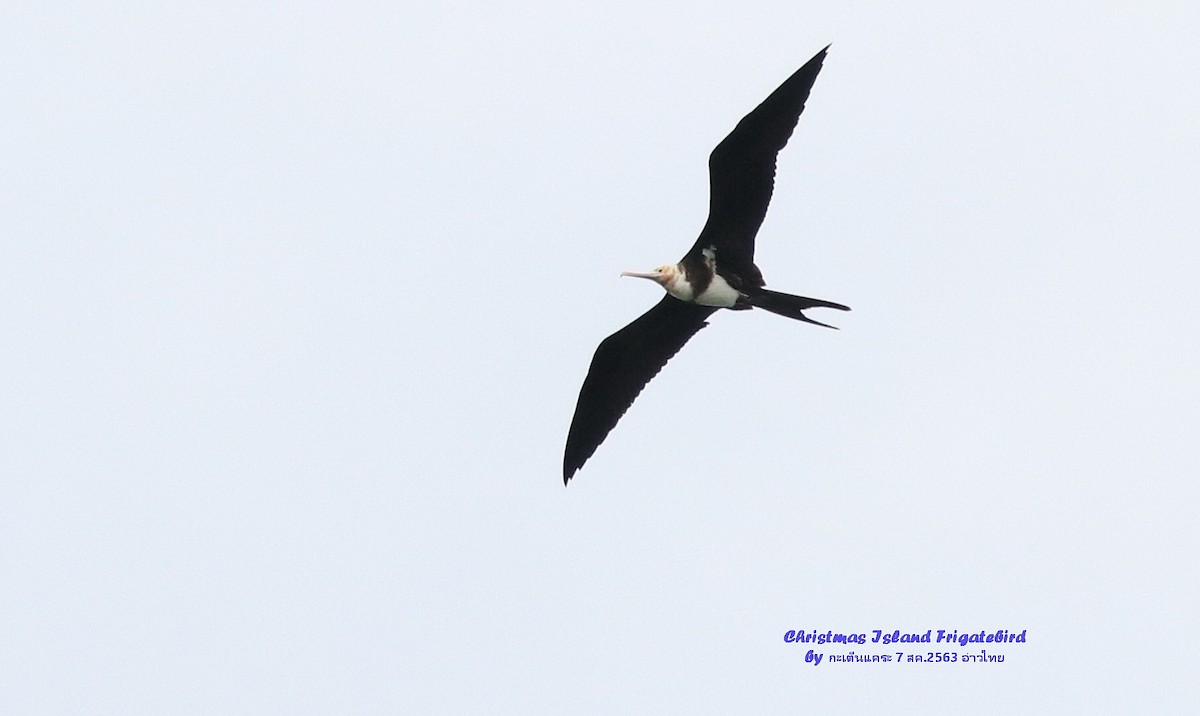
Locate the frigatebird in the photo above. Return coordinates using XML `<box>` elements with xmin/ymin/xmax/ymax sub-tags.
<box><xmin>563</xmin><ymin>46</ymin><xmax>849</xmax><ymax>484</ymax></box>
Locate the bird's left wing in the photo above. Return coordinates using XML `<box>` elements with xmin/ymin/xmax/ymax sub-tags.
<box><xmin>686</xmin><ymin>46</ymin><xmax>829</xmax><ymax>269</ymax></box>
<box><xmin>563</xmin><ymin>296</ymin><xmax>718</xmax><ymax>484</ymax></box>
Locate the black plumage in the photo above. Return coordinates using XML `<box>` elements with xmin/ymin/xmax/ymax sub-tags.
<box><xmin>563</xmin><ymin>46</ymin><xmax>848</xmax><ymax>484</ymax></box>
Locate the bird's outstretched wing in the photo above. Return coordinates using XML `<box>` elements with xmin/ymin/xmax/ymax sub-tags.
<box><xmin>687</xmin><ymin>45</ymin><xmax>829</xmax><ymax>270</ymax></box>
<box><xmin>563</xmin><ymin>296</ymin><xmax>718</xmax><ymax>483</ymax></box>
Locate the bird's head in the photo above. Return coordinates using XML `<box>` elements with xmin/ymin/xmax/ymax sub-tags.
<box><xmin>621</xmin><ymin>264</ymin><xmax>690</xmax><ymax>300</ymax></box>
<box><xmin>620</xmin><ymin>264</ymin><xmax>679</xmax><ymax>287</ymax></box>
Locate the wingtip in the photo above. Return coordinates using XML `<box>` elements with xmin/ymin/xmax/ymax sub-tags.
<box><xmin>807</xmin><ymin>45</ymin><xmax>831</xmax><ymax>67</ymax></box>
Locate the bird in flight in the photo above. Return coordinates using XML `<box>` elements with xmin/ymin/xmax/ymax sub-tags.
<box><xmin>563</xmin><ymin>46</ymin><xmax>849</xmax><ymax>484</ymax></box>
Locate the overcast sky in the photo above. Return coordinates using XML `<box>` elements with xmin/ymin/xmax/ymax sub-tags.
<box><xmin>3</xmin><ymin>2</ymin><xmax>1198</xmax><ymax>713</ymax></box>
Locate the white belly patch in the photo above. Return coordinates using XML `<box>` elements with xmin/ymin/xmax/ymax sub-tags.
<box><xmin>694</xmin><ymin>273</ymin><xmax>740</xmax><ymax>307</ymax></box>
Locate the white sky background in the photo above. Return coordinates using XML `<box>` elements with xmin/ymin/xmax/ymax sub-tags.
<box><xmin>3</xmin><ymin>1</ymin><xmax>1198</xmax><ymax>712</ymax></box>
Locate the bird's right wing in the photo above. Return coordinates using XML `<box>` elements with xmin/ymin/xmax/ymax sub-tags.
<box><xmin>563</xmin><ymin>296</ymin><xmax>718</xmax><ymax>484</ymax></box>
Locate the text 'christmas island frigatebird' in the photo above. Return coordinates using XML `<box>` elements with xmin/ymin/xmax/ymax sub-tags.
<box><xmin>563</xmin><ymin>46</ymin><xmax>849</xmax><ymax>484</ymax></box>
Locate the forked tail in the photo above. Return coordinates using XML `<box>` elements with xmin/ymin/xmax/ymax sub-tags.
<box><xmin>747</xmin><ymin>289</ymin><xmax>850</xmax><ymax>329</ymax></box>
